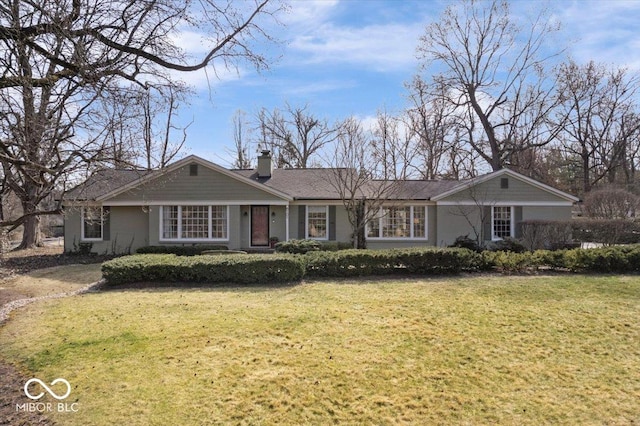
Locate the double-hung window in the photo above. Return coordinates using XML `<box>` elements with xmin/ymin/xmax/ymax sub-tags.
<box><xmin>492</xmin><ymin>206</ymin><xmax>513</xmax><ymax>239</ymax></box>
<box><xmin>82</xmin><ymin>207</ymin><xmax>103</xmax><ymax>241</ymax></box>
<box><xmin>306</xmin><ymin>206</ymin><xmax>328</xmax><ymax>239</ymax></box>
<box><xmin>367</xmin><ymin>206</ymin><xmax>427</xmax><ymax>239</ymax></box>
<box><xmin>161</xmin><ymin>205</ymin><xmax>228</xmax><ymax>241</ymax></box>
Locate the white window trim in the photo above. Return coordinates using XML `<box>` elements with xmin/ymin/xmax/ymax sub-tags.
<box><xmin>81</xmin><ymin>206</ymin><xmax>103</xmax><ymax>241</ymax></box>
<box><xmin>305</xmin><ymin>205</ymin><xmax>329</xmax><ymax>241</ymax></box>
<box><xmin>491</xmin><ymin>206</ymin><xmax>515</xmax><ymax>241</ymax></box>
<box><xmin>366</xmin><ymin>205</ymin><xmax>429</xmax><ymax>240</ymax></box>
<box><xmin>159</xmin><ymin>205</ymin><xmax>230</xmax><ymax>242</ymax></box>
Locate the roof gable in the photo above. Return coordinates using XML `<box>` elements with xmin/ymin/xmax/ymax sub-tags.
<box><xmin>432</xmin><ymin>169</ymin><xmax>579</xmax><ymax>203</ymax></box>
<box><xmin>97</xmin><ymin>155</ymin><xmax>292</xmax><ymax>202</ymax></box>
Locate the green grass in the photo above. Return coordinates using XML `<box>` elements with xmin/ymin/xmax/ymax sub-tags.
<box><xmin>1</xmin><ymin>275</ymin><xmax>639</xmax><ymax>425</ymax></box>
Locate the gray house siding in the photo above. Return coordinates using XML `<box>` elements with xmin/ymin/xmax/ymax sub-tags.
<box><xmin>435</xmin><ymin>205</ymin><xmax>482</xmax><ymax>247</ymax></box>
<box><xmin>436</xmin><ymin>204</ymin><xmax>573</xmax><ymax>247</ymax></box>
<box><xmin>440</xmin><ymin>175</ymin><xmax>572</xmax><ymax>204</ymax></box>
<box><xmin>288</xmin><ymin>203</ymin><xmax>352</xmax><ymax>244</ymax></box>
<box><xmin>64</xmin><ymin>206</ymin><xmax>149</xmax><ymax>254</ymax></box>
<box><xmin>106</xmin><ymin>163</ymin><xmax>286</xmax><ymax>204</ymax></box>
<box><xmin>523</xmin><ymin>206</ymin><xmax>572</xmax><ymax>221</ymax></box>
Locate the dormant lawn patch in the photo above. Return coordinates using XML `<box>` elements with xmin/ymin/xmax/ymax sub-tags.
<box><xmin>0</xmin><ymin>275</ymin><xmax>638</xmax><ymax>425</ymax></box>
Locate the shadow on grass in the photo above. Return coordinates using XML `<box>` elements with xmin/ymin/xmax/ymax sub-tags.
<box><xmin>95</xmin><ymin>273</ymin><xmax>477</xmax><ymax>294</ymax></box>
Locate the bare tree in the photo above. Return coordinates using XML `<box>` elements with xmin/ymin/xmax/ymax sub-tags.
<box><xmin>229</xmin><ymin>109</ymin><xmax>254</xmax><ymax>169</ymax></box>
<box><xmin>583</xmin><ymin>187</ymin><xmax>638</xmax><ymax>219</ymax></box>
<box><xmin>404</xmin><ymin>75</ymin><xmax>469</xmax><ymax>179</ymax></box>
<box><xmin>416</xmin><ymin>0</ymin><xmax>563</xmax><ymax>172</ymax></box>
<box><xmin>555</xmin><ymin>61</ymin><xmax>640</xmax><ymax>193</ymax></box>
<box><xmin>370</xmin><ymin>109</ymin><xmax>416</xmax><ymax>180</ymax></box>
<box><xmin>0</xmin><ymin>0</ymin><xmax>283</xmax><ymax>249</ymax></box>
<box><xmin>256</xmin><ymin>103</ymin><xmax>338</xmax><ymax>168</ymax></box>
<box><xmin>325</xmin><ymin>117</ymin><xmax>402</xmax><ymax>248</ymax></box>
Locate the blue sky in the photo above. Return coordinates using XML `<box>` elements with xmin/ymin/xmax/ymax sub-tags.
<box><xmin>171</xmin><ymin>0</ymin><xmax>640</xmax><ymax>168</ymax></box>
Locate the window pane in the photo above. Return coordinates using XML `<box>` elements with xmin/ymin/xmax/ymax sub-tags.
<box><xmin>211</xmin><ymin>206</ymin><xmax>227</xmax><ymax>239</ymax></box>
<box><xmin>382</xmin><ymin>207</ymin><xmax>410</xmax><ymax>238</ymax></box>
<box><xmin>413</xmin><ymin>206</ymin><xmax>426</xmax><ymax>238</ymax></box>
<box><xmin>367</xmin><ymin>214</ymin><xmax>380</xmax><ymax>238</ymax></box>
<box><xmin>307</xmin><ymin>206</ymin><xmax>327</xmax><ymax>239</ymax></box>
<box><xmin>493</xmin><ymin>206</ymin><xmax>512</xmax><ymax>239</ymax></box>
<box><xmin>181</xmin><ymin>206</ymin><xmax>209</xmax><ymax>239</ymax></box>
<box><xmin>83</xmin><ymin>207</ymin><xmax>102</xmax><ymax>239</ymax></box>
<box><xmin>162</xmin><ymin>206</ymin><xmax>178</xmax><ymax>239</ymax></box>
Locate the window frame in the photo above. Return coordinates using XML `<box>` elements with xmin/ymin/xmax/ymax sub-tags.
<box><xmin>81</xmin><ymin>206</ymin><xmax>104</xmax><ymax>241</ymax></box>
<box><xmin>491</xmin><ymin>206</ymin><xmax>514</xmax><ymax>240</ymax></box>
<box><xmin>305</xmin><ymin>205</ymin><xmax>329</xmax><ymax>240</ymax></box>
<box><xmin>159</xmin><ymin>205</ymin><xmax>229</xmax><ymax>242</ymax></box>
<box><xmin>366</xmin><ymin>205</ymin><xmax>428</xmax><ymax>240</ymax></box>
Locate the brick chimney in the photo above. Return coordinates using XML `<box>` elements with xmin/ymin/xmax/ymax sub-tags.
<box><xmin>257</xmin><ymin>150</ymin><xmax>273</xmax><ymax>178</ymax></box>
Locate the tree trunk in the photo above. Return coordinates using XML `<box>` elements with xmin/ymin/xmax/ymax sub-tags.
<box><xmin>17</xmin><ymin>202</ymin><xmax>42</xmax><ymax>250</ymax></box>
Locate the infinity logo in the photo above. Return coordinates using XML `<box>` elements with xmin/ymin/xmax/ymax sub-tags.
<box><xmin>24</xmin><ymin>378</ymin><xmax>71</xmax><ymax>400</ymax></box>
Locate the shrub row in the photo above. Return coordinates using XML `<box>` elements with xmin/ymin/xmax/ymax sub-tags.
<box><xmin>483</xmin><ymin>245</ymin><xmax>640</xmax><ymax>273</ymax></box>
<box><xmin>571</xmin><ymin>219</ymin><xmax>640</xmax><ymax>245</ymax></box>
<box><xmin>102</xmin><ymin>253</ymin><xmax>305</xmax><ymax>285</ymax></box>
<box><xmin>136</xmin><ymin>245</ymin><xmax>228</xmax><ymax>256</ymax></box>
<box><xmin>103</xmin><ymin>245</ymin><xmax>640</xmax><ymax>285</ymax></box>
<box><xmin>304</xmin><ymin>248</ymin><xmax>482</xmax><ymax>277</ymax></box>
<box><xmin>274</xmin><ymin>239</ymin><xmax>353</xmax><ymax>254</ymax></box>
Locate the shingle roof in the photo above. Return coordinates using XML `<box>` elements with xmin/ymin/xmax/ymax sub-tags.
<box><xmin>233</xmin><ymin>168</ymin><xmax>349</xmax><ymax>199</ymax></box>
<box><xmin>65</xmin><ymin>163</ymin><xmax>467</xmax><ymax>202</ymax></box>
<box><xmin>65</xmin><ymin>169</ymin><xmax>150</xmax><ymax>201</ymax></box>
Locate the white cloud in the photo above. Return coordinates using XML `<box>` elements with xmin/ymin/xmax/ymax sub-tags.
<box><xmin>289</xmin><ymin>21</ymin><xmax>424</xmax><ymax>72</ymax></box>
<box><xmin>558</xmin><ymin>0</ymin><xmax>640</xmax><ymax>69</ymax></box>
<box><xmin>282</xmin><ymin>0</ymin><xmax>339</xmax><ymax>25</ymax></box>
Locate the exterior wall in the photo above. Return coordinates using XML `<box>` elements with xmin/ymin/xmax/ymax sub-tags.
<box><xmin>522</xmin><ymin>206</ymin><xmax>572</xmax><ymax>221</ymax></box>
<box><xmin>63</xmin><ymin>207</ymin><xmax>82</xmax><ymax>252</ymax></box>
<box><xmin>334</xmin><ymin>204</ymin><xmax>353</xmax><ymax>244</ymax></box>
<box><xmin>288</xmin><ymin>202</ymin><xmax>352</xmax><ymax>243</ymax></box>
<box><xmin>64</xmin><ymin>206</ymin><xmax>149</xmax><ymax>254</ymax></box>
<box><xmin>436</xmin><ymin>205</ymin><xmax>483</xmax><ymax>247</ymax></box>
<box><xmin>440</xmin><ymin>175</ymin><xmax>572</xmax><ymax>204</ymax></box>
<box><xmin>436</xmin><ymin>204</ymin><xmax>574</xmax><ymax>247</ymax></box>
<box><xmin>269</xmin><ymin>205</ymin><xmax>287</xmax><ymax>243</ymax></box>
<box><xmin>106</xmin><ymin>163</ymin><xmax>286</xmax><ymax>204</ymax></box>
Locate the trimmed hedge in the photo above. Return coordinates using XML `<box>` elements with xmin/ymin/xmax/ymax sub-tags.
<box><xmin>275</xmin><ymin>239</ymin><xmax>354</xmax><ymax>254</ymax></box>
<box><xmin>102</xmin><ymin>253</ymin><xmax>305</xmax><ymax>285</ymax></box>
<box><xmin>102</xmin><ymin>246</ymin><xmax>640</xmax><ymax>286</ymax></box>
<box><xmin>304</xmin><ymin>248</ymin><xmax>484</xmax><ymax>278</ymax></box>
<box><xmin>481</xmin><ymin>245</ymin><xmax>640</xmax><ymax>273</ymax></box>
<box><xmin>136</xmin><ymin>245</ymin><xmax>229</xmax><ymax>256</ymax></box>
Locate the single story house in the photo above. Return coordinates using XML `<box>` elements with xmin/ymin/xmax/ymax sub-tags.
<box><xmin>63</xmin><ymin>151</ymin><xmax>578</xmax><ymax>254</ymax></box>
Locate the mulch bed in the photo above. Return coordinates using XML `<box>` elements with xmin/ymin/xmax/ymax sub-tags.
<box><xmin>0</xmin><ymin>246</ymin><xmax>111</xmax><ymax>426</ymax></box>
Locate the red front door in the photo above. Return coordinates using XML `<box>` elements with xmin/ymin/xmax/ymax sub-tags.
<box><xmin>251</xmin><ymin>206</ymin><xmax>269</xmax><ymax>246</ymax></box>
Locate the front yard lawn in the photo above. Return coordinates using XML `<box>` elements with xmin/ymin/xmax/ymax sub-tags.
<box><xmin>1</xmin><ymin>275</ymin><xmax>639</xmax><ymax>425</ymax></box>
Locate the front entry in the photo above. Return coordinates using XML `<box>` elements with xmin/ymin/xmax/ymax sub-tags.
<box><xmin>251</xmin><ymin>205</ymin><xmax>269</xmax><ymax>246</ymax></box>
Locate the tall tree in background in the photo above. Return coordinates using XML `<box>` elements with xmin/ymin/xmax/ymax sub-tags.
<box><xmin>416</xmin><ymin>0</ymin><xmax>563</xmax><ymax>172</ymax></box>
<box><xmin>100</xmin><ymin>84</ymin><xmax>192</xmax><ymax>170</ymax></box>
<box><xmin>0</xmin><ymin>0</ymin><xmax>282</xmax><ymax>249</ymax></box>
<box><xmin>256</xmin><ymin>103</ymin><xmax>339</xmax><ymax>168</ymax></box>
<box><xmin>555</xmin><ymin>61</ymin><xmax>640</xmax><ymax>193</ymax></box>
<box><xmin>230</xmin><ymin>109</ymin><xmax>254</xmax><ymax>169</ymax></box>
<box><xmin>404</xmin><ymin>75</ymin><xmax>469</xmax><ymax>179</ymax></box>
<box><xmin>370</xmin><ymin>109</ymin><xmax>416</xmax><ymax>180</ymax></box>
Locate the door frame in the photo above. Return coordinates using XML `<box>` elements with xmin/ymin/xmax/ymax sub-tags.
<box><xmin>250</xmin><ymin>205</ymin><xmax>270</xmax><ymax>246</ymax></box>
